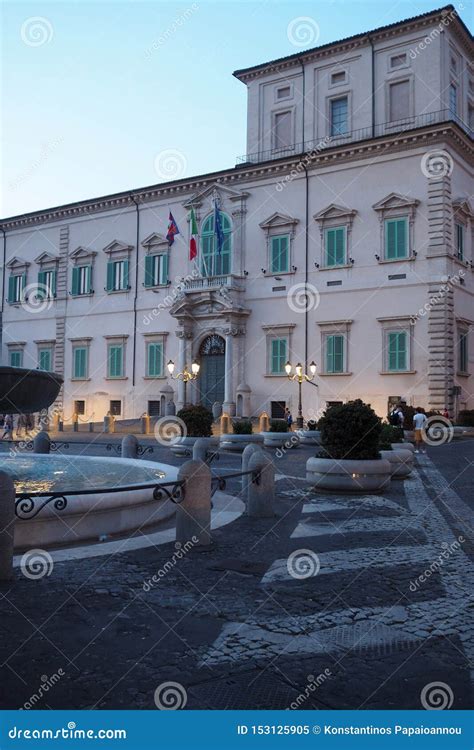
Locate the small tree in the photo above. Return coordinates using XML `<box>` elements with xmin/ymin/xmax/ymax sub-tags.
<box><xmin>176</xmin><ymin>404</ymin><xmax>213</xmax><ymax>437</ymax></box>
<box><xmin>318</xmin><ymin>399</ymin><xmax>382</xmax><ymax>460</ymax></box>
<box><xmin>232</xmin><ymin>419</ymin><xmax>253</xmax><ymax>435</ymax></box>
<box><xmin>268</xmin><ymin>419</ymin><xmax>288</xmax><ymax>433</ymax></box>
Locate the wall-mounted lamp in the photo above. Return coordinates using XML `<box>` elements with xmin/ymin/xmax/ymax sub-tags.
<box><xmin>261</xmin><ymin>268</ymin><xmax>267</xmax><ymax>275</ymax></box>
<box><xmin>375</xmin><ymin>254</ymin><xmax>380</xmax><ymax>261</ymax></box>
<box><xmin>314</xmin><ymin>262</ymin><xmax>320</xmax><ymax>269</ymax></box>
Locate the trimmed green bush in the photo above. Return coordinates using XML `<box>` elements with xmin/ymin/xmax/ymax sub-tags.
<box><xmin>176</xmin><ymin>404</ymin><xmax>213</xmax><ymax>437</ymax></box>
<box><xmin>232</xmin><ymin>419</ymin><xmax>253</xmax><ymax>435</ymax></box>
<box><xmin>306</xmin><ymin>419</ymin><xmax>318</xmax><ymax>431</ymax></box>
<box><xmin>379</xmin><ymin>423</ymin><xmax>403</xmax><ymax>450</ymax></box>
<box><xmin>457</xmin><ymin>410</ymin><xmax>474</xmax><ymax>427</ymax></box>
<box><xmin>267</xmin><ymin>419</ymin><xmax>288</xmax><ymax>433</ymax></box>
<box><xmin>318</xmin><ymin>399</ymin><xmax>382</xmax><ymax>460</ymax></box>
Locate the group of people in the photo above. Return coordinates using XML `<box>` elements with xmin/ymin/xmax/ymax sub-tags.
<box><xmin>389</xmin><ymin>403</ymin><xmax>450</xmax><ymax>454</ymax></box>
<box><xmin>1</xmin><ymin>413</ymin><xmax>35</xmax><ymax>440</ymax></box>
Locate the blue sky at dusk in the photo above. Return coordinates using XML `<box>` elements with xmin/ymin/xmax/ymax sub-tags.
<box><xmin>2</xmin><ymin>0</ymin><xmax>472</xmax><ymax>217</ymax></box>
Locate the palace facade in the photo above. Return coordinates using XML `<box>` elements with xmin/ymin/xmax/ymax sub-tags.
<box><xmin>1</xmin><ymin>6</ymin><xmax>473</xmax><ymax>422</ymax></box>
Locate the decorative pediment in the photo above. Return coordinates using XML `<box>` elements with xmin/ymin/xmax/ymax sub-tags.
<box><xmin>372</xmin><ymin>193</ymin><xmax>419</xmax><ymax>213</ymax></box>
<box><xmin>183</xmin><ymin>182</ymin><xmax>249</xmax><ymax>210</ymax></box>
<box><xmin>313</xmin><ymin>204</ymin><xmax>357</xmax><ymax>224</ymax></box>
<box><xmin>6</xmin><ymin>256</ymin><xmax>30</xmax><ymax>271</ymax></box>
<box><xmin>259</xmin><ymin>212</ymin><xmax>299</xmax><ymax>232</ymax></box>
<box><xmin>453</xmin><ymin>198</ymin><xmax>473</xmax><ymax>220</ymax></box>
<box><xmin>70</xmin><ymin>246</ymin><xmax>97</xmax><ymax>261</ymax></box>
<box><xmin>141</xmin><ymin>232</ymin><xmax>169</xmax><ymax>252</ymax></box>
<box><xmin>169</xmin><ymin>288</ymin><xmax>250</xmax><ymax>321</ymax></box>
<box><xmin>34</xmin><ymin>251</ymin><xmax>59</xmax><ymax>266</ymax></box>
<box><xmin>102</xmin><ymin>239</ymin><xmax>133</xmax><ymax>256</ymax></box>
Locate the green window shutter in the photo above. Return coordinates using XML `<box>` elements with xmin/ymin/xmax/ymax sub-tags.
<box><xmin>123</xmin><ymin>260</ymin><xmax>129</xmax><ymax>290</ymax></box>
<box><xmin>456</xmin><ymin>224</ymin><xmax>464</xmax><ymax>259</ymax></box>
<box><xmin>148</xmin><ymin>342</ymin><xmax>163</xmax><ymax>377</ymax></box>
<box><xmin>50</xmin><ymin>270</ymin><xmax>57</xmax><ymax>297</ymax></box>
<box><xmin>10</xmin><ymin>351</ymin><xmax>22</xmax><ymax>367</ymax></box>
<box><xmin>326</xmin><ymin>228</ymin><xmax>345</xmax><ymax>266</ymax></box>
<box><xmin>385</xmin><ymin>219</ymin><xmax>407</xmax><ymax>259</ymax></box>
<box><xmin>385</xmin><ymin>221</ymin><xmax>396</xmax><ymax>259</ymax></box>
<box><xmin>109</xmin><ymin>345</ymin><xmax>123</xmax><ymax>377</ymax></box>
<box><xmin>85</xmin><ymin>265</ymin><xmax>92</xmax><ymax>293</ymax></box>
<box><xmin>144</xmin><ymin>255</ymin><xmax>155</xmax><ymax>288</ymax></box>
<box><xmin>326</xmin><ymin>229</ymin><xmax>336</xmax><ymax>266</ymax></box>
<box><xmin>326</xmin><ymin>335</ymin><xmax>334</xmax><ymax>372</ymax></box>
<box><xmin>8</xmin><ymin>275</ymin><xmax>15</xmax><ymax>303</ymax></box>
<box><xmin>37</xmin><ymin>270</ymin><xmax>46</xmax><ymax>300</ymax></box>
<box><xmin>388</xmin><ymin>332</ymin><xmax>407</xmax><ymax>371</ymax></box>
<box><xmin>334</xmin><ymin>335</ymin><xmax>344</xmax><ymax>372</ymax></box>
<box><xmin>106</xmin><ymin>262</ymin><xmax>114</xmax><ymax>292</ymax></box>
<box><xmin>72</xmin><ymin>267</ymin><xmax>79</xmax><ymax>296</ymax></box>
<box><xmin>396</xmin><ymin>219</ymin><xmax>407</xmax><ymax>258</ymax></box>
<box><xmin>271</xmin><ymin>338</ymin><xmax>286</xmax><ymax>374</ymax></box>
<box><xmin>159</xmin><ymin>254</ymin><xmax>168</xmax><ymax>285</ymax></box>
<box><xmin>271</xmin><ymin>236</ymin><xmax>289</xmax><ymax>274</ymax></box>
<box><xmin>73</xmin><ymin>347</ymin><xmax>86</xmax><ymax>378</ymax></box>
<box><xmin>39</xmin><ymin>349</ymin><xmax>51</xmax><ymax>371</ymax></box>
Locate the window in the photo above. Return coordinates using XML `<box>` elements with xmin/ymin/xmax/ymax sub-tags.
<box><xmin>326</xmin><ymin>334</ymin><xmax>344</xmax><ymax>373</ymax></box>
<box><xmin>273</xmin><ymin>111</ymin><xmax>292</xmax><ymax>149</ymax></box>
<box><xmin>38</xmin><ymin>348</ymin><xmax>52</xmax><ymax>372</ymax></box>
<box><xmin>276</xmin><ymin>86</ymin><xmax>291</xmax><ymax>100</ymax></box>
<box><xmin>108</xmin><ymin>344</ymin><xmax>124</xmax><ymax>378</ymax></box>
<box><xmin>109</xmin><ymin>400</ymin><xmax>121</xmax><ymax>416</ymax></box>
<box><xmin>390</xmin><ymin>53</ymin><xmax>407</xmax><ymax>69</ymax></box>
<box><xmin>387</xmin><ymin>331</ymin><xmax>408</xmax><ymax>371</ymax></box>
<box><xmin>72</xmin><ymin>346</ymin><xmax>88</xmax><ymax>379</ymax></box>
<box><xmin>72</xmin><ymin>265</ymin><xmax>92</xmax><ymax>296</ymax></box>
<box><xmin>144</xmin><ymin>254</ymin><xmax>168</xmax><ymax>287</ymax></box>
<box><xmin>106</xmin><ymin>260</ymin><xmax>129</xmax><ymax>292</ymax></box>
<box><xmin>449</xmin><ymin>84</ymin><xmax>457</xmax><ymax>116</ymax></box>
<box><xmin>147</xmin><ymin>341</ymin><xmax>163</xmax><ymax>377</ymax></box>
<box><xmin>8</xmin><ymin>274</ymin><xmax>25</xmax><ymax>304</ymax></box>
<box><xmin>74</xmin><ymin>400</ymin><xmax>85</xmax><ymax>416</ymax></box>
<box><xmin>325</xmin><ymin>226</ymin><xmax>346</xmax><ymax>266</ymax></box>
<box><xmin>330</xmin><ymin>97</ymin><xmax>348</xmax><ymax>135</ymax></box>
<box><xmin>450</xmin><ymin>55</ymin><xmax>457</xmax><ymax>72</ymax></box>
<box><xmin>270</xmin><ymin>235</ymin><xmax>289</xmax><ymax>273</ymax></box>
<box><xmin>455</xmin><ymin>223</ymin><xmax>465</xmax><ymax>260</ymax></box>
<box><xmin>271</xmin><ymin>401</ymin><xmax>286</xmax><ymax>419</ymax></box>
<box><xmin>37</xmin><ymin>269</ymin><xmax>56</xmax><ymax>299</ymax></box>
<box><xmin>9</xmin><ymin>350</ymin><xmax>22</xmax><ymax>368</ymax></box>
<box><xmin>385</xmin><ymin>218</ymin><xmax>408</xmax><ymax>260</ymax></box>
<box><xmin>270</xmin><ymin>338</ymin><xmax>287</xmax><ymax>374</ymax></box>
<box><xmin>330</xmin><ymin>70</ymin><xmax>346</xmax><ymax>85</ymax></box>
<box><xmin>389</xmin><ymin>80</ymin><xmax>410</xmax><ymax>121</ymax></box>
<box><xmin>459</xmin><ymin>330</ymin><xmax>468</xmax><ymax>373</ymax></box>
<box><xmin>148</xmin><ymin>400</ymin><xmax>161</xmax><ymax>417</ymax></box>
<box><xmin>200</xmin><ymin>212</ymin><xmax>232</xmax><ymax>276</ymax></box>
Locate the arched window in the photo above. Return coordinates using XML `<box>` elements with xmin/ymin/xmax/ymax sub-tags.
<box><xmin>200</xmin><ymin>213</ymin><xmax>232</xmax><ymax>277</ymax></box>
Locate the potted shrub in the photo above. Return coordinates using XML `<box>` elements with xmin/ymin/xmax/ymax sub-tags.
<box><xmin>298</xmin><ymin>417</ymin><xmax>322</xmax><ymax>446</ymax></box>
<box><xmin>263</xmin><ymin>418</ymin><xmax>298</xmax><ymax>448</ymax></box>
<box><xmin>170</xmin><ymin>404</ymin><xmax>217</xmax><ymax>456</ymax></box>
<box><xmin>306</xmin><ymin>399</ymin><xmax>391</xmax><ymax>492</ymax></box>
<box><xmin>219</xmin><ymin>419</ymin><xmax>263</xmax><ymax>452</ymax></box>
<box><xmin>378</xmin><ymin>423</ymin><xmax>413</xmax><ymax>478</ymax></box>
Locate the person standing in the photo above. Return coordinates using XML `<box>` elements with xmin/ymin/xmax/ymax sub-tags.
<box><xmin>413</xmin><ymin>408</ymin><xmax>428</xmax><ymax>453</ymax></box>
<box><xmin>284</xmin><ymin>407</ymin><xmax>293</xmax><ymax>431</ymax></box>
<box><xmin>2</xmin><ymin>415</ymin><xmax>13</xmax><ymax>441</ymax></box>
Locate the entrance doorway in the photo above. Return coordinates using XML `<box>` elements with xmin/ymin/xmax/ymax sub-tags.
<box><xmin>199</xmin><ymin>334</ymin><xmax>225</xmax><ymax>410</ymax></box>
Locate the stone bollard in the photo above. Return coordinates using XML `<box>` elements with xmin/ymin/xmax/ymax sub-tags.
<box><xmin>165</xmin><ymin>400</ymin><xmax>176</xmax><ymax>416</ymax></box>
<box><xmin>241</xmin><ymin>443</ymin><xmax>261</xmax><ymax>504</ymax></box>
<box><xmin>51</xmin><ymin>413</ymin><xmax>60</xmax><ymax>431</ymax></box>
<box><xmin>220</xmin><ymin>412</ymin><xmax>231</xmax><ymax>435</ymax></box>
<box><xmin>259</xmin><ymin>412</ymin><xmax>270</xmax><ymax>433</ymax></box>
<box><xmin>193</xmin><ymin>438</ymin><xmax>210</xmax><ymax>463</ymax></box>
<box><xmin>33</xmin><ymin>431</ymin><xmax>51</xmax><ymax>454</ymax></box>
<box><xmin>0</xmin><ymin>471</ymin><xmax>15</xmax><ymax>580</ymax></box>
<box><xmin>176</xmin><ymin>459</ymin><xmax>211</xmax><ymax>547</ymax></box>
<box><xmin>103</xmin><ymin>414</ymin><xmax>115</xmax><ymax>434</ymax></box>
<box><xmin>247</xmin><ymin>450</ymin><xmax>275</xmax><ymax>518</ymax></box>
<box><xmin>72</xmin><ymin>413</ymin><xmax>79</xmax><ymax>432</ymax></box>
<box><xmin>89</xmin><ymin>422</ymin><xmax>94</xmax><ymax>432</ymax></box>
<box><xmin>122</xmin><ymin>434</ymin><xmax>138</xmax><ymax>459</ymax></box>
<box><xmin>141</xmin><ymin>414</ymin><xmax>150</xmax><ymax>435</ymax></box>
<box><xmin>58</xmin><ymin>420</ymin><xmax>64</xmax><ymax>432</ymax></box>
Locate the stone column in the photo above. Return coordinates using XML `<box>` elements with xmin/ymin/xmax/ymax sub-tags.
<box><xmin>176</xmin><ymin>459</ymin><xmax>211</xmax><ymax>546</ymax></box>
<box><xmin>223</xmin><ymin>328</ymin><xmax>238</xmax><ymax>416</ymax></box>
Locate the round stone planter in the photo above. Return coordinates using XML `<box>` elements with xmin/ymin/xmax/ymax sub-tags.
<box><xmin>380</xmin><ymin>449</ymin><xmax>413</xmax><ymax>478</ymax></box>
<box><xmin>219</xmin><ymin>433</ymin><xmax>264</xmax><ymax>452</ymax></box>
<box><xmin>170</xmin><ymin>436</ymin><xmax>218</xmax><ymax>456</ymax></box>
<box><xmin>262</xmin><ymin>432</ymin><xmax>299</xmax><ymax>449</ymax></box>
<box><xmin>306</xmin><ymin>457</ymin><xmax>391</xmax><ymax>492</ymax></box>
<box><xmin>391</xmin><ymin>442</ymin><xmax>415</xmax><ymax>453</ymax></box>
<box><xmin>297</xmin><ymin>429</ymin><xmax>322</xmax><ymax>446</ymax></box>
<box><xmin>403</xmin><ymin>430</ymin><xmax>415</xmax><ymax>442</ymax></box>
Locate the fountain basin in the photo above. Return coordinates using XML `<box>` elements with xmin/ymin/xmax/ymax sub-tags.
<box><xmin>0</xmin><ymin>366</ymin><xmax>63</xmax><ymax>413</ymax></box>
<box><xmin>3</xmin><ymin>454</ymin><xmax>177</xmax><ymax>550</ymax></box>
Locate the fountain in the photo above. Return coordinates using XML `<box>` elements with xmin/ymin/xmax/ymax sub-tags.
<box><xmin>0</xmin><ymin>367</ymin><xmax>177</xmax><ymax>551</ymax></box>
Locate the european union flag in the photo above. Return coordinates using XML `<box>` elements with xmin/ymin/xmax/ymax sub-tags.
<box><xmin>214</xmin><ymin>203</ymin><xmax>224</xmax><ymax>255</ymax></box>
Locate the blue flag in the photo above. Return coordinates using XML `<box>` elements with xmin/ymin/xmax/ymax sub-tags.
<box><xmin>214</xmin><ymin>203</ymin><xmax>224</xmax><ymax>255</ymax></box>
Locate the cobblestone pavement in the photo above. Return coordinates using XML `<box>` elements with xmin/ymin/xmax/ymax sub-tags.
<box><xmin>0</xmin><ymin>439</ymin><xmax>472</xmax><ymax>710</ymax></box>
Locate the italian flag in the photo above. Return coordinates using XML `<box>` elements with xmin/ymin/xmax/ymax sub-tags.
<box><xmin>189</xmin><ymin>208</ymin><xmax>198</xmax><ymax>260</ymax></box>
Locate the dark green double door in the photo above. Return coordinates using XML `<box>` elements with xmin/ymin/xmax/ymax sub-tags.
<box><xmin>199</xmin><ymin>353</ymin><xmax>225</xmax><ymax>410</ymax></box>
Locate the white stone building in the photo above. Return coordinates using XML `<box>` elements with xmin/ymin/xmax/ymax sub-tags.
<box><xmin>1</xmin><ymin>5</ymin><xmax>473</xmax><ymax>422</ymax></box>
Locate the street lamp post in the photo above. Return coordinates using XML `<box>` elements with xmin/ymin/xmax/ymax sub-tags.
<box><xmin>285</xmin><ymin>360</ymin><xmax>317</xmax><ymax>429</ymax></box>
<box><xmin>167</xmin><ymin>359</ymin><xmax>200</xmax><ymax>407</ymax></box>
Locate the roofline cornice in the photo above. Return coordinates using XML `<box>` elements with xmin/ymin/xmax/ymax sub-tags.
<box><xmin>1</xmin><ymin>123</ymin><xmax>472</xmax><ymax>232</ymax></box>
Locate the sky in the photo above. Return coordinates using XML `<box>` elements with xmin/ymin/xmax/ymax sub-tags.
<box><xmin>2</xmin><ymin>0</ymin><xmax>472</xmax><ymax>218</ymax></box>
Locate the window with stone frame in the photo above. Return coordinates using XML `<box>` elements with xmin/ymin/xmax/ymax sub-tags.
<box><xmin>378</xmin><ymin>316</ymin><xmax>415</xmax><ymax>374</ymax></box>
<box><xmin>6</xmin><ymin>257</ymin><xmax>30</xmax><ymax>304</ymax></box>
<box><xmin>263</xmin><ymin>324</ymin><xmax>295</xmax><ymax>376</ymax></box>
<box><xmin>142</xmin><ymin>233</ymin><xmax>170</xmax><ymax>288</ymax></box>
<box><xmin>103</xmin><ymin>240</ymin><xmax>133</xmax><ymax>293</ymax></box>
<box><xmin>452</xmin><ymin>200</ymin><xmax>473</xmax><ymax>264</ymax></box>
<box><xmin>70</xmin><ymin>338</ymin><xmax>92</xmax><ymax>380</ymax></box>
<box><xmin>457</xmin><ymin>324</ymin><xmax>470</xmax><ymax>375</ymax></box>
<box><xmin>314</xmin><ymin>204</ymin><xmax>357</xmax><ymax>269</ymax></box>
<box><xmin>259</xmin><ymin>212</ymin><xmax>299</xmax><ymax>276</ymax></box>
<box><xmin>318</xmin><ymin>320</ymin><xmax>352</xmax><ymax>375</ymax></box>
<box><xmin>143</xmin><ymin>333</ymin><xmax>168</xmax><ymax>378</ymax></box>
<box><xmin>372</xmin><ymin>194</ymin><xmax>419</xmax><ymax>263</ymax></box>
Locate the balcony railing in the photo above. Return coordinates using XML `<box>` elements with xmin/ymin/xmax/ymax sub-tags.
<box><xmin>183</xmin><ymin>274</ymin><xmax>244</xmax><ymax>291</ymax></box>
<box><xmin>236</xmin><ymin>109</ymin><xmax>473</xmax><ymax>165</ymax></box>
